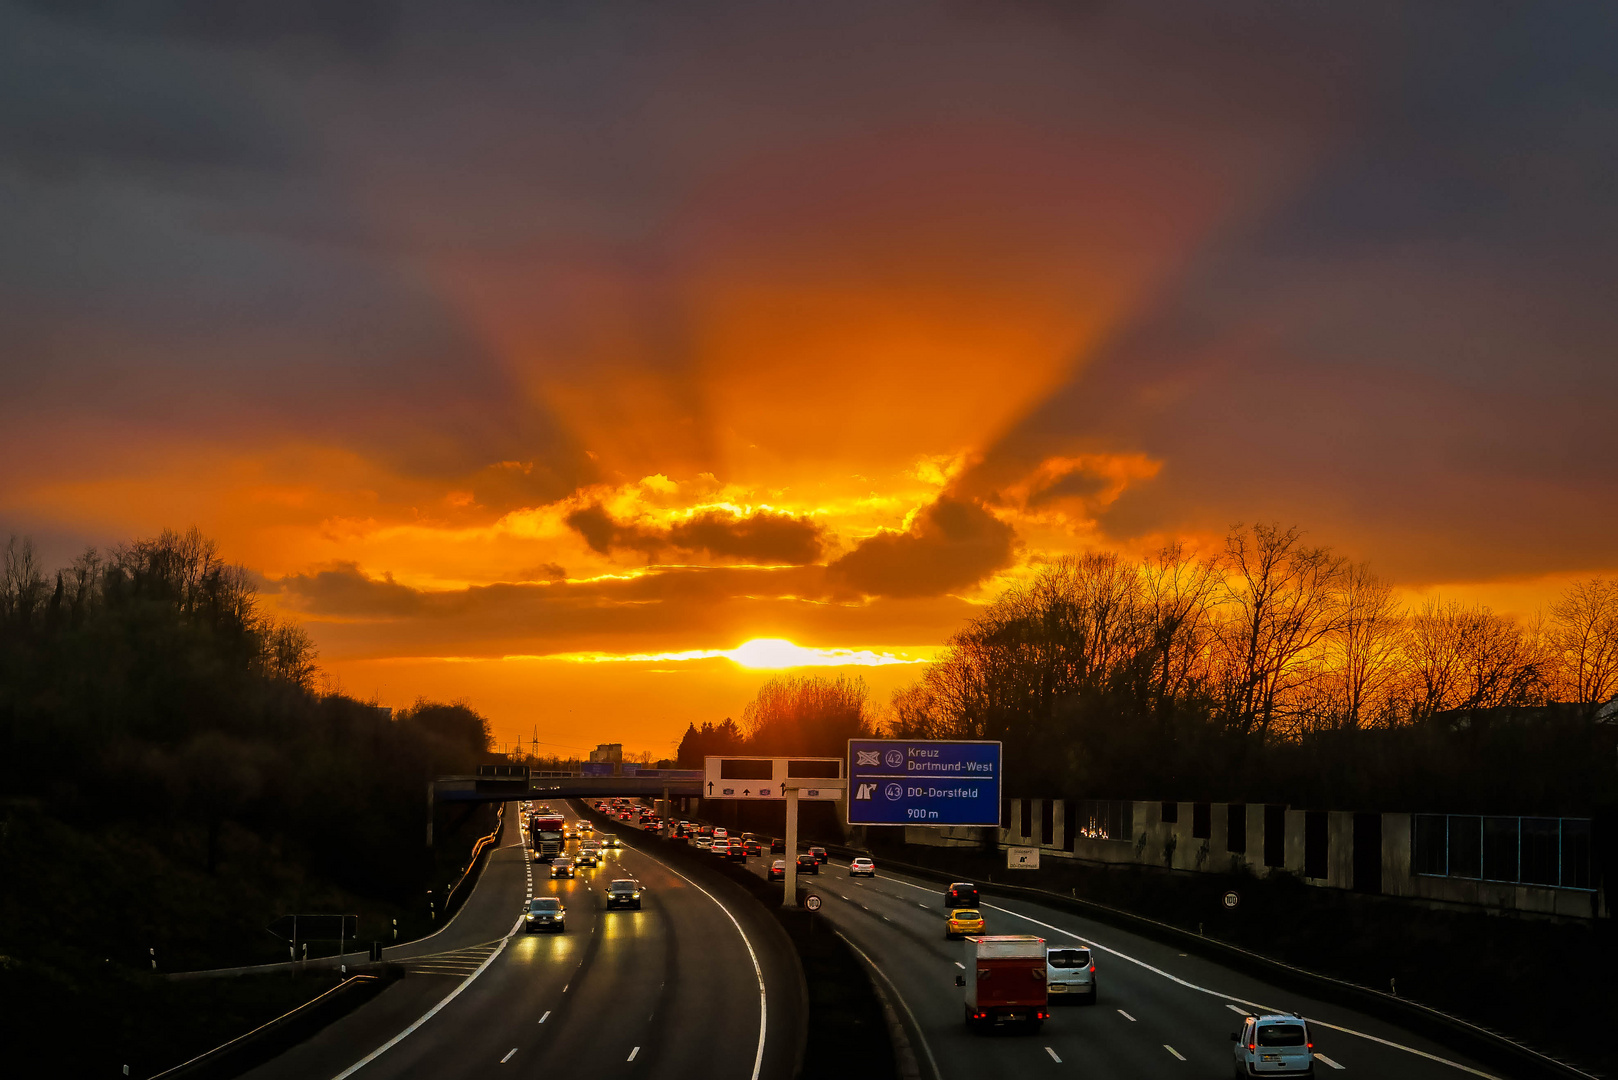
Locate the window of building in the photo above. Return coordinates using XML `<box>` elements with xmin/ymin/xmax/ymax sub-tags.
<box><xmin>1412</xmin><ymin>814</ymin><xmax>1592</xmax><ymax>891</ymax></box>
<box><xmin>1192</xmin><ymin>802</ymin><xmax>1211</xmax><ymax>840</ymax></box>
<box><xmin>1161</xmin><ymin>801</ymin><xmax>1179</xmax><ymax>824</ymax></box>
<box><xmin>1062</xmin><ymin>800</ymin><xmax>1077</xmax><ymax>852</ymax></box>
<box><xmin>1075</xmin><ymin>799</ymin><xmax>1132</xmax><ymax>842</ymax></box>
<box><xmin>1040</xmin><ymin>799</ymin><xmax>1055</xmax><ymax>846</ymax></box>
<box><xmin>1020</xmin><ymin>797</ymin><xmax>1032</xmax><ymax>839</ymax></box>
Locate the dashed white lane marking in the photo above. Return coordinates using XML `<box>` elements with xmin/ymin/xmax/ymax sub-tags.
<box><xmin>538</xmin><ymin>1011</ymin><xmax>550</xmax><ymax>1023</ymax></box>
<box><xmin>978</xmin><ymin>901</ymin><xmax>1504</xmax><ymax>1080</ymax></box>
<box><xmin>627</xmin><ymin>1047</ymin><xmax>640</xmax><ymax>1061</ymax></box>
<box><xmin>563</xmin><ymin>983</ymin><xmax>569</xmax><ymax>992</ymax></box>
<box><xmin>501</xmin><ymin>1048</ymin><xmax>517</xmax><ymax>1064</ymax></box>
<box><xmin>1316</xmin><ymin>1053</ymin><xmax>1346</xmax><ymax>1070</ymax></box>
<box><xmin>1118</xmin><ymin>1009</ymin><xmax>1137</xmax><ymax>1021</ymax></box>
<box><xmin>954</xmin><ymin>962</ymin><xmax>965</xmax><ymax>969</ymax></box>
<box><xmin>1045</xmin><ymin>1047</ymin><xmax>1062</xmax><ymax>1063</ymax></box>
<box><xmin>1165</xmin><ymin>1045</ymin><xmax>1185</xmax><ymax>1061</ymax></box>
<box><xmin>1227</xmin><ymin>1004</ymin><xmax>1252</xmax><ymax>1016</ymax></box>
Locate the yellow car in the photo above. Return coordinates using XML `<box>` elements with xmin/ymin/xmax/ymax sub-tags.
<box><xmin>946</xmin><ymin>908</ymin><xmax>985</xmax><ymax>939</ymax></box>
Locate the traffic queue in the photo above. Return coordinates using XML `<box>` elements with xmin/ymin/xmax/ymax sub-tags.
<box><xmin>568</xmin><ymin>796</ymin><xmax>1321</xmax><ymax>1070</ymax></box>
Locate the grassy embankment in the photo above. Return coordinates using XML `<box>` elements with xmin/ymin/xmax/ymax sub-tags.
<box><xmin>0</xmin><ymin>798</ymin><xmax>496</xmax><ymax>1078</ymax></box>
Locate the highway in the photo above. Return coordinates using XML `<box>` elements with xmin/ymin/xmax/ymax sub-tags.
<box><xmin>239</xmin><ymin>802</ymin><xmax>803</xmax><ymax>1080</ymax></box>
<box><xmin>672</xmin><ymin>821</ymin><xmax>1509</xmax><ymax>1080</ymax></box>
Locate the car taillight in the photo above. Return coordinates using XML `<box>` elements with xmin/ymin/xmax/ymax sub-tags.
<box><xmin>1088</xmin><ymin>964</ymin><xmax>1095</xmax><ymax>972</ymax></box>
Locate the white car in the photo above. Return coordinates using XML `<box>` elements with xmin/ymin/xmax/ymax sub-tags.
<box><xmin>693</xmin><ymin>836</ymin><xmax>714</xmax><ymax>850</ymax></box>
<box><xmin>1045</xmin><ymin>946</ymin><xmax>1096</xmax><ymax>1004</ymax></box>
<box><xmin>849</xmin><ymin>857</ymin><xmax>876</xmax><ymax>877</ymax></box>
<box><xmin>713</xmin><ymin>828</ymin><xmax>728</xmax><ymax>840</ymax></box>
<box><xmin>1232</xmin><ymin>1014</ymin><xmax>1314</xmax><ymax>1077</ymax></box>
<box><xmin>711</xmin><ymin>839</ymin><xmax>731</xmax><ymax>857</ymax></box>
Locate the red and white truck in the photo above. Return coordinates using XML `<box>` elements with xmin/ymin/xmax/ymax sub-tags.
<box><xmin>529</xmin><ymin>813</ymin><xmax>566</xmax><ymax>862</ymax></box>
<box><xmin>955</xmin><ymin>935</ymin><xmax>1049</xmax><ymax>1032</ymax></box>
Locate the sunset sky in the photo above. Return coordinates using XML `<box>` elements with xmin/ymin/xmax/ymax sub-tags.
<box><xmin>4</xmin><ymin>3</ymin><xmax>1615</xmax><ymax>756</ymax></box>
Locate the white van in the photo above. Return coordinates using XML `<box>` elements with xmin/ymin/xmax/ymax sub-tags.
<box><xmin>1045</xmin><ymin>946</ymin><xmax>1096</xmax><ymax>1004</ymax></box>
<box><xmin>1232</xmin><ymin>1014</ymin><xmax>1314</xmax><ymax>1076</ymax></box>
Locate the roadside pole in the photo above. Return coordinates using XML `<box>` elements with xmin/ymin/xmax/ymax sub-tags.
<box><xmin>781</xmin><ymin>776</ymin><xmax>846</xmax><ymax>908</ymax></box>
<box><xmin>783</xmin><ymin>786</ymin><xmax>800</xmax><ymax>907</ymax></box>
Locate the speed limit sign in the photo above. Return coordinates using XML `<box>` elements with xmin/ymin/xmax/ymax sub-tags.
<box><xmin>1222</xmin><ymin>890</ymin><xmax>1240</xmax><ymax>909</ymax></box>
<box><xmin>804</xmin><ymin>894</ymin><xmax>822</xmax><ymax>912</ymax></box>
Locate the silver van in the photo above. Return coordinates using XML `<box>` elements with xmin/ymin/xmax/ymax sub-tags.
<box><xmin>1045</xmin><ymin>946</ymin><xmax>1096</xmax><ymax>1004</ymax></box>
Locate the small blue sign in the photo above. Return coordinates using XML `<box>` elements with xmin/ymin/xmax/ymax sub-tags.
<box><xmin>845</xmin><ymin>739</ymin><xmax>1002</xmax><ymax>826</ymax></box>
<box><xmin>580</xmin><ymin>762</ymin><xmax>614</xmax><ymax>777</ymax></box>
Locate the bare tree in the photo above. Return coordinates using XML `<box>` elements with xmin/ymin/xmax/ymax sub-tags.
<box><xmin>1548</xmin><ymin>578</ymin><xmax>1618</xmax><ymax>714</ymax></box>
<box><xmin>1408</xmin><ymin>598</ymin><xmax>1547</xmax><ymax>718</ymax></box>
<box><xmin>1217</xmin><ymin>523</ymin><xmax>1347</xmax><ymax>737</ymax></box>
<box><xmin>1140</xmin><ymin>543</ymin><xmax>1223</xmax><ymax>719</ymax></box>
<box><xmin>1327</xmin><ymin>562</ymin><xmax>1407</xmax><ymax>728</ymax></box>
<box><xmin>1</xmin><ymin>535</ymin><xmax>47</xmax><ymax>626</ymax></box>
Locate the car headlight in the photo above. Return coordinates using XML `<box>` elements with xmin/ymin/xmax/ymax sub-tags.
<box><xmin>632</xmin><ymin>892</ymin><xmax>640</xmax><ymax>898</ymax></box>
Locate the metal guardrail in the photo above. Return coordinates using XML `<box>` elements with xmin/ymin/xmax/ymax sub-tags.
<box><xmin>442</xmin><ymin>804</ymin><xmax>504</xmax><ymax>918</ymax></box>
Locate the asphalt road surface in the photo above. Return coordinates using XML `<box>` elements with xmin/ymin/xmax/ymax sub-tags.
<box><xmin>681</xmin><ymin>824</ymin><xmax>1510</xmax><ymax>1080</ymax></box>
<box><xmin>239</xmin><ymin>802</ymin><xmax>802</xmax><ymax>1080</ymax></box>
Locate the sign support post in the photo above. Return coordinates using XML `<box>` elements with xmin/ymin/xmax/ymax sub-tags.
<box><xmin>783</xmin><ymin>785</ymin><xmax>799</xmax><ymax>907</ymax></box>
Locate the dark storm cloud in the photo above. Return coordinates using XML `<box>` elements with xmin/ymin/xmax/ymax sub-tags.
<box><xmin>566</xmin><ymin>505</ymin><xmax>824</xmax><ymax>565</ymax></box>
<box><xmin>19</xmin><ymin>0</ymin><xmax>401</xmax><ymax>56</ymax></box>
<box><xmin>953</xmin><ymin>4</ymin><xmax>1618</xmax><ymax>581</ymax></box>
<box><xmin>829</xmin><ymin>496</ymin><xmax>1017</xmax><ymax>599</ymax></box>
<box><xmin>268</xmin><ymin>560</ymin><xmax>972</xmax><ymax>657</ymax></box>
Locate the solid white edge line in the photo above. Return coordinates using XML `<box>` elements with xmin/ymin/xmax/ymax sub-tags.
<box><xmin>330</xmin><ymin>914</ymin><xmax>523</xmax><ymax>1079</ymax></box>
<box><xmin>653</xmin><ymin>859</ymin><xmax>769</xmax><ymax>1080</ymax></box>
<box><xmin>978</xmin><ymin>901</ymin><xmax>1504</xmax><ymax>1080</ymax></box>
<box><xmin>837</xmin><ymin>931</ymin><xmax>943</xmax><ymax>1080</ymax></box>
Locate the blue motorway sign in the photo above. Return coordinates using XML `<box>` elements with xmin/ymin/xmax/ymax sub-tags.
<box><xmin>845</xmin><ymin>739</ymin><xmax>1002</xmax><ymax>826</ymax></box>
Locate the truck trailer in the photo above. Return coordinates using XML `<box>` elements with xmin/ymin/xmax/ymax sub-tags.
<box><xmin>956</xmin><ymin>935</ymin><xmax>1049</xmax><ymax>1032</ymax></box>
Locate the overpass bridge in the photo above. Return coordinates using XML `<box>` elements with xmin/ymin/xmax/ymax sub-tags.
<box><xmin>427</xmin><ymin>767</ymin><xmax>703</xmax><ymax>845</ymax></box>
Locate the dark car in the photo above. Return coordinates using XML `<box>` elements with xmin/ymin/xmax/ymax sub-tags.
<box><xmin>768</xmin><ymin>859</ymin><xmax>786</xmax><ymax>881</ymax></box>
<box><xmin>808</xmin><ymin>846</ymin><xmax>828</xmax><ymax>864</ymax></box>
<box><xmin>551</xmin><ymin>856</ymin><xmax>576</xmax><ymax>879</ymax></box>
<box><xmin>945</xmin><ymin>882</ymin><xmax>979</xmax><ymax>908</ymax></box>
<box><xmin>796</xmin><ymin>853</ymin><xmax>820</xmax><ymax>875</ymax></box>
<box><xmin>525</xmin><ymin>897</ymin><xmax>565</xmax><ymax>933</ymax></box>
<box><xmin>770</xmin><ymin>837</ymin><xmax>785</xmax><ymax>854</ymax></box>
<box><xmin>742</xmin><ymin>840</ymin><xmax>762</xmax><ymax>857</ymax></box>
<box><xmin>606</xmin><ymin>879</ymin><xmax>643</xmax><ymax>910</ymax></box>
<box><xmin>729</xmin><ymin>841</ymin><xmax>750</xmax><ymax>861</ymax></box>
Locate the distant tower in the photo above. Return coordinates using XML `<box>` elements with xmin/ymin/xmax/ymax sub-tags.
<box><xmin>530</xmin><ymin>726</ymin><xmax>538</xmax><ymax>762</ymax></box>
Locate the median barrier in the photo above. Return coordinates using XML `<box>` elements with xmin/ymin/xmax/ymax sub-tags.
<box><xmin>816</xmin><ymin>840</ymin><xmax>1598</xmax><ymax>1080</ymax></box>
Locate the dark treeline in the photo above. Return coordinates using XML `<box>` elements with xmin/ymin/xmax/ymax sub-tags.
<box><xmin>676</xmin><ymin>673</ymin><xmax>875</xmax><ymax>766</ymax></box>
<box><xmin>0</xmin><ymin>529</ymin><xmax>493</xmax><ymax>897</ymax></box>
<box><xmin>888</xmin><ymin>524</ymin><xmax>1618</xmax><ymax>814</ymax></box>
